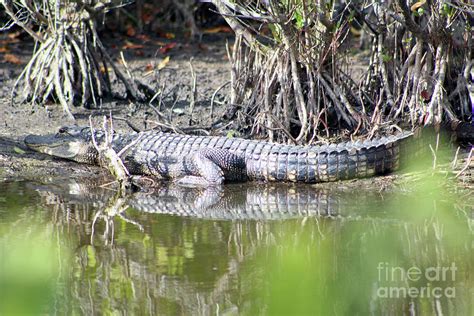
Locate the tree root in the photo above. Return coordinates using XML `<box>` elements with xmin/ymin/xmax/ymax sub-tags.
<box><xmin>5</xmin><ymin>1</ymin><xmax>154</xmax><ymax>118</ymax></box>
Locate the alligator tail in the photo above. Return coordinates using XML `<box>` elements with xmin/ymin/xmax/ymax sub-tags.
<box><xmin>246</xmin><ymin>132</ymin><xmax>413</xmax><ymax>183</ymax></box>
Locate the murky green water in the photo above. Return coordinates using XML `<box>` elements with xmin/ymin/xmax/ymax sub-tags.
<box><xmin>0</xmin><ymin>175</ymin><xmax>472</xmax><ymax>315</ymax></box>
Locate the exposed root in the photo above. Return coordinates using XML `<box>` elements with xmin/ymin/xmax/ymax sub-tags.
<box><xmin>216</xmin><ymin>1</ymin><xmax>473</xmax><ymax>143</ymax></box>
<box><xmin>4</xmin><ymin>0</ymin><xmax>154</xmax><ymax>117</ymax></box>
<box><xmin>455</xmin><ymin>148</ymin><xmax>473</xmax><ymax>179</ymax></box>
<box><xmin>213</xmin><ymin>2</ymin><xmax>366</xmax><ymax>143</ymax></box>
<box><xmin>366</xmin><ymin>1</ymin><xmax>472</xmax><ymax>126</ymax></box>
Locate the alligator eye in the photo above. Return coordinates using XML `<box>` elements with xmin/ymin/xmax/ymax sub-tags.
<box><xmin>58</xmin><ymin>127</ymin><xmax>68</xmax><ymax>134</ymax></box>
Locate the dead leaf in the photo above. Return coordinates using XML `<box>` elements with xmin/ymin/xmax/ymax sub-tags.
<box><xmin>0</xmin><ymin>46</ymin><xmax>10</xmax><ymax>53</ymax></box>
<box><xmin>203</xmin><ymin>26</ymin><xmax>233</xmax><ymax>34</ymax></box>
<box><xmin>349</xmin><ymin>26</ymin><xmax>362</xmax><ymax>37</ymax></box>
<box><xmin>159</xmin><ymin>42</ymin><xmax>177</xmax><ymax>54</ymax></box>
<box><xmin>136</xmin><ymin>34</ymin><xmax>151</xmax><ymax>42</ymax></box>
<box><xmin>172</xmin><ymin>108</ymin><xmax>184</xmax><ymax>115</ymax></box>
<box><xmin>411</xmin><ymin>0</ymin><xmax>426</xmax><ymax>12</ymax></box>
<box><xmin>158</xmin><ymin>56</ymin><xmax>170</xmax><ymax>70</ymax></box>
<box><xmin>198</xmin><ymin>43</ymin><xmax>208</xmax><ymax>52</ymax></box>
<box><xmin>126</xmin><ymin>26</ymin><xmax>136</xmax><ymax>37</ymax></box>
<box><xmin>122</xmin><ymin>41</ymin><xmax>144</xmax><ymax>50</ymax></box>
<box><xmin>4</xmin><ymin>53</ymin><xmax>22</xmax><ymax>64</ymax></box>
<box><xmin>420</xmin><ymin>90</ymin><xmax>431</xmax><ymax>101</ymax></box>
<box><xmin>7</xmin><ymin>31</ymin><xmax>21</xmax><ymax>39</ymax></box>
<box><xmin>145</xmin><ymin>63</ymin><xmax>154</xmax><ymax>72</ymax></box>
<box><xmin>142</xmin><ymin>13</ymin><xmax>153</xmax><ymax>24</ymax></box>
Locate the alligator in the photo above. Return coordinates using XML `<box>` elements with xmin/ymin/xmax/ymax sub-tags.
<box><xmin>25</xmin><ymin>126</ymin><xmax>415</xmax><ymax>185</ymax></box>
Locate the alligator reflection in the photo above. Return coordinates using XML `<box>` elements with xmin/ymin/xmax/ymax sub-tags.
<box><xmin>23</xmin><ymin>178</ymin><xmax>472</xmax><ymax>315</ymax></box>
<box><xmin>32</xmin><ymin>179</ymin><xmax>396</xmax><ymax>244</ymax></box>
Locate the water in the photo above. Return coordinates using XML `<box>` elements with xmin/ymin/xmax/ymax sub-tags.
<box><xmin>0</xmin><ymin>175</ymin><xmax>472</xmax><ymax>315</ymax></box>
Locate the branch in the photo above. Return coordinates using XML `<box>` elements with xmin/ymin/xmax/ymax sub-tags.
<box><xmin>1</xmin><ymin>0</ymin><xmax>45</xmax><ymax>42</ymax></box>
<box><xmin>210</xmin><ymin>0</ymin><xmax>263</xmax><ymax>50</ymax></box>
<box><xmin>396</xmin><ymin>0</ymin><xmax>428</xmax><ymax>39</ymax></box>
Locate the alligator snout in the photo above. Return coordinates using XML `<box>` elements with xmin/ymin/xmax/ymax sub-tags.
<box><xmin>24</xmin><ymin>134</ymin><xmax>47</xmax><ymax>148</ymax></box>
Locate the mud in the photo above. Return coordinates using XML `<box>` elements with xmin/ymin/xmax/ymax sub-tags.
<box><xmin>0</xmin><ymin>33</ymin><xmax>471</xmax><ymax>189</ymax></box>
<box><xmin>0</xmin><ymin>33</ymin><xmax>233</xmax><ymax>181</ymax></box>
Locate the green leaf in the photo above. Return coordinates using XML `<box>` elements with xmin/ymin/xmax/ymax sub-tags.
<box><xmin>441</xmin><ymin>3</ymin><xmax>454</xmax><ymax>16</ymax></box>
<box><xmin>13</xmin><ymin>146</ymin><xmax>26</xmax><ymax>154</ymax></box>
<box><xmin>226</xmin><ymin>130</ymin><xmax>236</xmax><ymax>138</ymax></box>
<box><xmin>381</xmin><ymin>54</ymin><xmax>392</xmax><ymax>62</ymax></box>
<box><xmin>293</xmin><ymin>10</ymin><xmax>304</xmax><ymax>30</ymax></box>
<box><xmin>268</xmin><ymin>24</ymin><xmax>282</xmax><ymax>42</ymax></box>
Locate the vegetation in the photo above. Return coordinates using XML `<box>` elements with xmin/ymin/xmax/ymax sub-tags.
<box><xmin>1</xmin><ymin>1</ymin><xmax>472</xmax><ymax>136</ymax></box>
<box><xmin>0</xmin><ymin>0</ymin><xmax>154</xmax><ymax>118</ymax></box>
<box><xmin>212</xmin><ymin>0</ymin><xmax>473</xmax><ymax>143</ymax></box>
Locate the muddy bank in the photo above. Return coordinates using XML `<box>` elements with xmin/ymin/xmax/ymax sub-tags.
<box><xmin>0</xmin><ymin>34</ymin><xmax>472</xmax><ymax>190</ymax></box>
<box><xmin>0</xmin><ymin>34</ymin><xmax>232</xmax><ymax>136</ymax></box>
<box><xmin>0</xmin><ymin>34</ymin><xmax>232</xmax><ymax>181</ymax></box>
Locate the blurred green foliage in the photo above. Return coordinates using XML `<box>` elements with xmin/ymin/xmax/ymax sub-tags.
<box><xmin>0</xmin><ymin>226</ymin><xmax>64</xmax><ymax>315</ymax></box>
<box><xmin>0</xmin><ymin>144</ymin><xmax>472</xmax><ymax>315</ymax></box>
<box><xmin>256</xmin><ymin>174</ymin><xmax>471</xmax><ymax>315</ymax></box>
<box><xmin>253</xmin><ymin>147</ymin><xmax>472</xmax><ymax>314</ymax></box>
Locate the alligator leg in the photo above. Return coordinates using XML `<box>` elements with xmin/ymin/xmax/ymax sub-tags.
<box><xmin>176</xmin><ymin>148</ymin><xmax>246</xmax><ymax>186</ymax></box>
<box><xmin>176</xmin><ymin>149</ymin><xmax>226</xmax><ymax>186</ymax></box>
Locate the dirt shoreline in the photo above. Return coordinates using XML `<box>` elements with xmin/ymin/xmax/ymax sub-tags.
<box><xmin>0</xmin><ymin>35</ymin><xmax>471</xmax><ymax>189</ymax></box>
<box><xmin>0</xmin><ymin>35</ymin><xmax>233</xmax><ymax>181</ymax></box>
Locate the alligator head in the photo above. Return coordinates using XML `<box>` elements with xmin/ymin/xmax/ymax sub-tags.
<box><xmin>25</xmin><ymin>126</ymin><xmax>100</xmax><ymax>164</ymax></box>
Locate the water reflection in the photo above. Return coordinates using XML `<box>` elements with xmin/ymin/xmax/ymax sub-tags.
<box><xmin>0</xmin><ymin>177</ymin><xmax>472</xmax><ymax>315</ymax></box>
<box><xmin>34</xmin><ymin>178</ymin><xmax>406</xmax><ymax>219</ymax></box>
